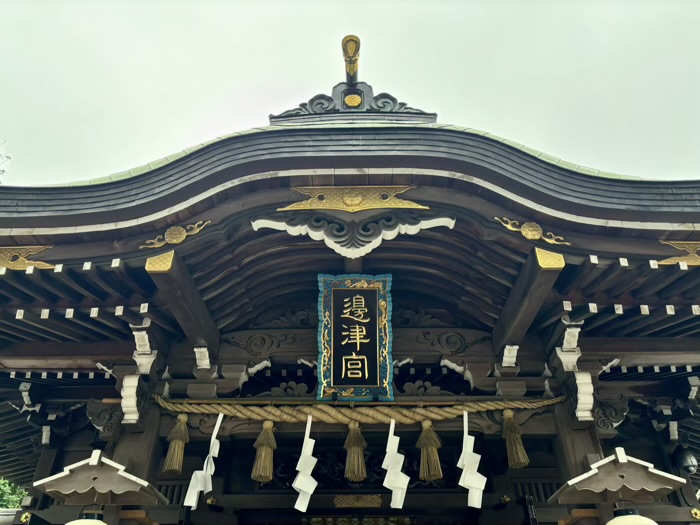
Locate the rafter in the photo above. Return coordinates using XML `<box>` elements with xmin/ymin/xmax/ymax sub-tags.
<box><xmin>145</xmin><ymin>250</ymin><xmax>219</xmax><ymax>358</ymax></box>
<box><xmin>492</xmin><ymin>248</ymin><xmax>565</xmax><ymax>357</ymax></box>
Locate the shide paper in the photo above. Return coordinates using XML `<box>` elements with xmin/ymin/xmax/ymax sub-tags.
<box><xmin>381</xmin><ymin>419</ymin><xmax>410</xmax><ymax>509</ymax></box>
<box><xmin>457</xmin><ymin>412</ymin><xmax>487</xmax><ymax>508</ymax></box>
<box><xmin>293</xmin><ymin>414</ymin><xmax>318</xmax><ymax>512</ymax></box>
<box><xmin>184</xmin><ymin>412</ymin><xmax>224</xmax><ymax>509</ymax></box>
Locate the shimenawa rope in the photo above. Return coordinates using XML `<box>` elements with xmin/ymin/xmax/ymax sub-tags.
<box><xmin>154</xmin><ymin>395</ymin><xmax>563</xmax><ymax>424</ymax></box>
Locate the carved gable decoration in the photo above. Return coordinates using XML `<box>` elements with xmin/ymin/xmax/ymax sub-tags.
<box><xmin>33</xmin><ymin>450</ymin><xmax>168</xmax><ymax>505</ymax></box>
<box><xmin>252</xmin><ymin>210</ymin><xmax>455</xmax><ymax>259</ymax></box>
<box><xmin>317</xmin><ymin>274</ymin><xmax>393</xmax><ymax>402</ymax></box>
<box><xmin>547</xmin><ymin>447</ymin><xmax>685</xmax><ymax>504</ymax></box>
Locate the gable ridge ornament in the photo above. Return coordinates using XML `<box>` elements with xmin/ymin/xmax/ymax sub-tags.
<box><xmin>270</xmin><ymin>36</ymin><xmax>436</xmax><ymax>123</ymax></box>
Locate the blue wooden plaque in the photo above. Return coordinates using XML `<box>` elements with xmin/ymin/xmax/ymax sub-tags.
<box><xmin>317</xmin><ymin>274</ymin><xmax>393</xmax><ymax>401</ymax></box>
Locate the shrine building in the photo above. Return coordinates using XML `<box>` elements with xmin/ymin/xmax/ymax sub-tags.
<box><xmin>2</xmin><ymin>35</ymin><xmax>700</xmax><ymax>525</ymax></box>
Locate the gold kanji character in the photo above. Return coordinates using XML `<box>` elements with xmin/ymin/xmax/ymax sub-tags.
<box><xmin>342</xmin><ymin>294</ymin><xmax>369</xmax><ymax>323</ymax></box>
<box><xmin>341</xmin><ymin>324</ymin><xmax>370</xmax><ymax>352</ymax></box>
<box><xmin>342</xmin><ymin>354</ymin><xmax>368</xmax><ymax>379</ymax></box>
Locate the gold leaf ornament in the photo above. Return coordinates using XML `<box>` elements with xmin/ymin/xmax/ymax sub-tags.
<box><xmin>495</xmin><ymin>217</ymin><xmax>571</xmax><ymax>246</ymax></box>
<box><xmin>278</xmin><ymin>186</ymin><xmax>428</xmax><ymax>213</ymax></box>
<box><xmin>140</xmin><ymin>220</ymin><xmax>211</xmax><ymax>249</ymax></box>
<box><xmin>0</xmin><ymin>246</ymin><xmax>54</xmax><ymax>270</ymax></box>
<box><xmin>659</xmin><ymin>241</ymin><xmax>700</xmax><ymax>266</ymax></box>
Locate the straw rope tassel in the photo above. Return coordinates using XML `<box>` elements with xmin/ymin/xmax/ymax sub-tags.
<box><xmin>416</xmin><ymin>420</ymin><xmax>443</xmax><ymax>481</ymax></box>
<box><xmin>502</xmin><ymin>409</ymin><xmax>529</xmax><ymax>469</ymax></box>
<box><xmin>162</xmin><ymin>413</ymin><xmax>189</xmax><ymax>474</ymax></box>
<box><xmin>251</xmin><ymin>420</ymin><xmax>277</xmax><ymax>483</ymax></box>
<box><xmin>344</xmin><ymin>421</ymin><xmax>367</xmax><ymax>482</ymax></box>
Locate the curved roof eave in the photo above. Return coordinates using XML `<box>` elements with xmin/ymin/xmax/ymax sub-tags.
<box><xmin>53</xmin><ymin>121</ymin><xmax>651</xmax><ymax>188</ymax></box>
<box><xmin>1</xmin><ymin>121</ymin><xmax>699</xmax><ymax>234</ymax></box>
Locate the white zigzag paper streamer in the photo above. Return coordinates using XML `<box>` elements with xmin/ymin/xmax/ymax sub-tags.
<box><xmin>292</xmin><ymin>414</ymin><xmax>318</xmax><ymax>512</ymax></box>
<box><xmin>184</xmin><ymin>412</ymin><xmax>224</xmax><ymax>509</ymax></box>
<box><xmin>457</xmin><ymin>411</ymin><xmax>487</xmax><ymax>508</ymax></box>
<box><xmin>381</xmin><ymin>419</ymin><xmax>410</xmax><ymax>509</ymax></box>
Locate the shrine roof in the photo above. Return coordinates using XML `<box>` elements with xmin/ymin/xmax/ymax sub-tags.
<box><xmin>0</xmin><ymin>120</ymin><xmax>699</xmax><ymax>233</ymax></box>
<box><xmin>1</xmin><ymin>34</ymin><xmax>698</xmax><ymax>236</ymax></box>
<box><xmin>55</xmin><ymin>120</ymin><xmax>647</xmax><ymax>189</ymax></box>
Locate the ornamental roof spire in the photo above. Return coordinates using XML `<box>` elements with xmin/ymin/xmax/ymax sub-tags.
<box><xmin>342</xmin><ymin>35</ymin><xmax>360</xmax><ymax>84</ymax></box>
<box><xmin>269</xmin><ymin>35</ymin><xmax>436</xmax><ymax>124</ymax></box>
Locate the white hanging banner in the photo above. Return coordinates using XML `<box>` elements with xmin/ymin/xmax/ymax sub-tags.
<box><xmin>184</xmin><ymin>412</ymin><xmax>224</xmax><ymax>509</ymax></box>
<box><xmin>292</xmin><ymin>414</ymin><xmax>318</xmax><ymax>512</ymax></box>
<box><xmin>381</xmin><ymin>419</ymin><xmax>410</xmax><ymax>509</ymax></box>
<box><xmin>457</xmin><ymin>411</ymin><xmax>487</xmax><ymax>508</ymax></box>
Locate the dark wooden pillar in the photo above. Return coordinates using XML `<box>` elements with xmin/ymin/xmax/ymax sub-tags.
<box><xmin>553</xmin><ymin>403</ymin><xmax>603</xmax><ymax>481</ymax></box>
<box><xmin>30</xmin><ymin>446</ymin><xmax>61</xmax><ymax>510</ymax></box>
<box><xmin>113</xmin><ymin>406</ymin><xmax>162</xmax><ymax>483</ymax></box>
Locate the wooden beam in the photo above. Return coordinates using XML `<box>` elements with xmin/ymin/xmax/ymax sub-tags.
<box><xmin>14</xmin><ymin>309</ymin><xmax>83</xmax><ymax>342</ymax></box>
<box><xmin>0</xmin><ymin>340</ymin><xmax>134</xmax><ymax>368</ymax></box>
<box><xmin>0</xmin><ymin>385</ymin><xmax>118</xmax><ymax>403</ymax></box>
<box><xmin>0</xmin><ymin>268</ymin><xmax>57</xmax><ymax>303</ymax></box>
<box><xmin>65</xmin><ymin>308</ymin><xmax>126</xmax><ymax>339</ymax></box>
<box><xmin>492</xmin><ymin>248</ymin><xmax>565</xmax><ymax>353</ymax></box>
<box><xmin>51</xmin><ymin>264</ymin><xmax>106</xmax><ymax>302</ymax></box>
<box><xmin>583</xmin><ymin>257</ymin><xmax>632</xmax><ymax>295</ymax></box>
<box><xmin>634</xmin><ymin>262</ymin><xmax>688</xmax><ymax>298</ymax></box>
<box><xmin>80</xmin><ymin>262</ymin><xmax>130</xmax><ymax>300</ymax></box>
<box><xmin>581</xmin><ymin>337</ymin><xmax>700</xmax><ymax>366</ymax></box>
<box><xmin>558</xmin><ymin>254</ymin><xmax>600</xmax><ymax>294</ymax></box>
<box><xmin>146</xmin><ymin>250</ymin><xmax>219</xmax><ymax>356</ymax></box>
<box><xmin>535</xmin><ymin>301</ymin><xmax>573</xmax><ymax>331</ymax></box>
<box><xmin>581</xmin><ymin>304</ymin><xmax>624</xmax><ymax>333</ymax></box>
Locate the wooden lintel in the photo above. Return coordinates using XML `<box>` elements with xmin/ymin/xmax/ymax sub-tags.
<box><xmin>0</xmin><ymin>385</ymin><xmax>118</xmax><ymax>404</ymax></box>
<box><xmin>0</xmin><ymin>340</ymin><xmax>134</xmax><ymax>369</ymax></box>
<box><xmin>581</xmin><ymin>337</ymin><xmax>700</xmax><ymax>366</ymax></box>
<box><xmin>146</xmin><ymin>250</ymin><xmax>220</xmax><ymax>355</ymax></box>
<box><xmin>492</xmin><ymin>248</ymin><xmax>565</xmax><ymax>353</ymax></box>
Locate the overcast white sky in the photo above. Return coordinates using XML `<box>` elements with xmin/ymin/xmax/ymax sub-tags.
<box><xmin>1</xmin><ymin>0</ymin><xmax>699</xmax><ymax>186</ymax></box>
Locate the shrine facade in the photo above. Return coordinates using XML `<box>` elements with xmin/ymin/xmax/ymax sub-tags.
<box><xmin>2</xmin><ymin>36</ymin><xmax>700</xmax><ymax>525</ymax></box>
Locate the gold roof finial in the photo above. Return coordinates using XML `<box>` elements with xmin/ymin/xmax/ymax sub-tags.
<box><xmin>342</xmin><ymin>35</ymin><xmax>360</xmax><ymax>84</ymax></box>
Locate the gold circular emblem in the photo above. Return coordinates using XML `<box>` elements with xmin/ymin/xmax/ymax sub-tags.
<box><xmin>20</xmin><ymin>513</ymin><xmax>31</xmax><ymax>524</ymax></box>
<box><xmin>520</xmin><ymin>222</ymin><xmax>543</xmax><ymax>240</ymax></box>
<box><xmin>342</xmin><ymin>189</ymin><xmax>364</xmax><ymax>207</ymax></box>
<box><xmin>692</xmin><ymin>509</ymin><xmax>700</xmax><ymax>521</ymax></box>
<box><xmin>344</xmin><ymin>94</ymin><xmax>362</xmax><ymax>107</ymax></box>
<box><xmin>164</xmin><ymin>226</ymin><xmax>187</xmax><ymax>244</ymax></box>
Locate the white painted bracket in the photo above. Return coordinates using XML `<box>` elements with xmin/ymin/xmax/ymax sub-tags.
<box><xmin>501</xmin><ymin>345</ymin><xmax>519</xmax><ymax>367</ymax></box>
<box><xmin>556</xmin><ymin>318</ymin><xmax>584</xmax><ymax>372</ymax></box>
<box><xmin>574</xmin><ymin>371</ymin><xmax>594</xmax><ymax>421</ymax></box>
<box><xmin>120</xmin><ymin>374</ymin><xmax>142</xmax><ymax>424</ymax></box>
<box><xmin>130</xmin><ymin>318</ymin><xmax>158</xmax><ymax>374</ymax></box>
<box><xmin>297</xmin><ymin>358</ymin><xmax>317</xmax><ymax>369</ymax></box>
<box><xmin>193</xmin><ymin>346</ymin><xmax>211</xmax><ymax>370</ymax></box>
<box><xmin>393</xmin><ymin>357</ymin><xmax>413</xmax><ymax>370</ymax></box>
<box><xmin>236</xmin><ymin>359</ymin><xmax>272</xmax><ymax>391</ymax></box>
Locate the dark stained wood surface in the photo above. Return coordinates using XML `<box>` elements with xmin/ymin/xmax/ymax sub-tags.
<box><xmin>492</xmin><ymin>249</ymin><xmax>563</xmax><ymax>353</ymax></box>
